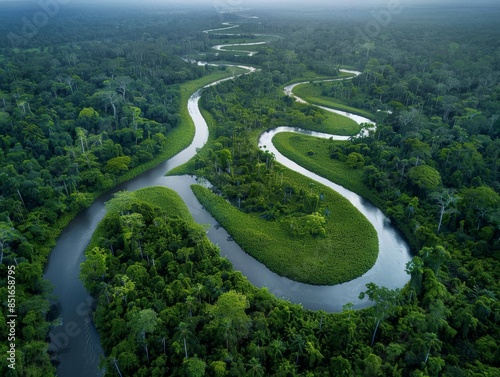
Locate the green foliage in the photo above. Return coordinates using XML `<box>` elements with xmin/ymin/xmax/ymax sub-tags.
<box><xmin>78</xmin><ymin>107</ymin><xmax>99</xmax><ymax>118</ymax></box>
<box><xmin>408</xmin><ymin>165</ymin><xmax>442</xmax><ymax>193</ymax></box>
<box><xmin>359</xmin><ymin>283</ymin><xmax>401</xmax><ymax>346</ymax></box>
<box><xmin>272</xmin><ymin>133</ymin><xmax>383</xmax><ymax>208</ymax></box>
<box><xmin>1</xmin><ymin>5</ymin><xmax>500</xmax><ymax>377</ymax></box>
<box><xmin>292</xmin><ymin>81</ymin><xmax>376</xmax><ymax>120</ymax></box>
<box><xmin>80</xmin><ymin>247</ymin><xmax>108</xmax><ymax>295</ymax></box>
<box><xmin>192</xmin><ymin>183</ymin><xmax>378</xmax><ymax>285</ymax></box>
<box><xmin>105</xmin><ymin>156</ymin><xmax>131</xmax><ymax>174</ymax></box>
<box><xmin>185</xmin><ymin>71</ymin><xmax>379</xmax><ymax>286</ymax></box>
<box><xmin>184</xmin><ymin>357</ymin><xmax>207</xmax><ymax>377</ymax></box>
<box><xmin>285</xmin><ymin>212</ymin><xmax>326</xmax><ymax>237</ymax></box>
<box><xmin>346</xmin><ymin>152</ymin><xmax>365</xmax><ymax>169</ymax></box>
<box><xmin>0</xmin><ymin>22</ymin><xmax>246</xmax><ymax>374</ymax></box>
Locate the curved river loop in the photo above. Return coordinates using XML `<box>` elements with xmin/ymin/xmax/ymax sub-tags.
<box><xmin>43</xmin><ymin>23</ymin><xmax>411</xmax><ymax>377</ymax></box>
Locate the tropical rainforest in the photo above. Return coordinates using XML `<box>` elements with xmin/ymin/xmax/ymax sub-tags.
<box><xmin>0</xmin><ymin>1</ymin><xmax>499</xmax><ymax>377</ymax></box>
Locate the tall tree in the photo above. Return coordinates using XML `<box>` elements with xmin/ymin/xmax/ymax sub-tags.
<box><xmin>210</xmin><ymin>290</ymin><xmax>251</xmax><ymax>349</ymax></box>
<box><xmin>419</xmin><ymin>246</ymin><xmax>450</xmax><ymax>276</ymax></box>
<box><xmin>175</xmin><ymin>321</ymin><xmax>195</xmax><ymax>359</ymax></box>
<box><xmin>128</xmin><ymin>308</ymin><xmax>158</xmax><ymax>362</ymax></box>
<box><xmin>80</xmin><ymin>247</ymin><xmax>108</xmax><ymax>295</ymax></box>
<box><xmin>359</xmin><ymin>283</ymin><xmax>401</xmax><ymax>346</ymax></box>
<box><xmin>430</xmin><ymin>189</ymin><xmax>459</xmax><ymax>234</ymax></box>
<box><xmin>423</xmin><ymin>332</ymin><xmax>441</xmax><ymax>364</ymax></box>
<box><xmin>405</xmin><ymin>256</ymin><xmax>424</xmax><ymax>300</ymax></box>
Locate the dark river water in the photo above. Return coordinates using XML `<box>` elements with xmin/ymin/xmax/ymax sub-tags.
<box><xmin>43</xmin><ymin>73</ymin><xmax>411</xmax><ymax>376</ymax></box>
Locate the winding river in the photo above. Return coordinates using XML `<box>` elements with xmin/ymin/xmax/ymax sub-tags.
<box><xmin>43</xmin><ymin>30</ymin><xmax>411</xmax><ymax>377</ymax></box>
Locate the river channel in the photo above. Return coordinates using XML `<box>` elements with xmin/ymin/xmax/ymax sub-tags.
<box><xmin>43</xmin><ymin>61</ymin><xmax>411</xmax><ymax>377</ymax></box>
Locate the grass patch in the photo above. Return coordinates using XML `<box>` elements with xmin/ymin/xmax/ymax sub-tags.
<box><xmin>86</xmin><ymin>187</ymin><xmax>193</xmax><ymax>252</ymax></box>
<box><xmin>272</xmin><ymin>132</ymin><xmax>385</xmax><ymax>209</ymax></box>
<box><xmin>133</xmin><ymin>186</ymin><xmax>193</xmax><ymax>221</ymax></box>
<box><xmin>285</xmin><ymin>71</ymin><xmax>353</xmax><ymax>86</ymax></box>
<box><xmin>312</xmin><ymin>108</ymin><xmax>361</xmax><ymax>136</ymax></box>
<box><xmin>192</xmin><ymin>166</ymin><xmax>378</xmax><ymax>286</ymax></box>
<box><xmin>293</xmin><ymin>82</ymin><xmax>375</xmax><ymax>121</ymax></box>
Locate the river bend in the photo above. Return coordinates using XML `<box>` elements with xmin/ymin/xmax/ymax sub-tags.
<box><xmin>43</xmin><ymin>36</ymin><xmax>410</xmax><ymax>377</ymax></box>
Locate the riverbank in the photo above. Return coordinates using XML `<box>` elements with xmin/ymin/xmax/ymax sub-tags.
<box><xmin>85</xmin><ymin>186</ymin><xmax>194</xmax><ymax>253</ymax></box>
<box><xmin>46</xmin><ymin>69</ymin><xmax>245</xmax><ymax>258</ymax></box>
<box><xmin>292</xmin><ymin>81</ymin><xmax>376</xmax><ymax>120</ymax></box>
<box><xmin>42</xmin><ymin>68</ymin><xmax>248</xmax><ymax>377</ymax></box>
<box><xmin>191</xmin><ymin>164</ymin><xmax>379</xmax><ymax>285</ymax></box>
<box><xmin>272</xmin><ymin>132</ymin><xmax>385</xmax><ymax>209</ymax></box>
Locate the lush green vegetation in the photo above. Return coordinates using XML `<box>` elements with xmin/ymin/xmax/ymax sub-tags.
<box><xmin>182</xmin><ymin>6</ymin><xmax>500</xmax><ymax>376</ymax></box>
<box><xmin>110</xmin><ymin>69</ymin><xmax>244</xmax><ymax>186</ymax></box>
<box><xmin>191</xmin><ymin>173</ymin><xmax>378</xmax><ymax>285</ymax></box>
<box><xmin>292</xmin><ymin>81</ymin><xmax>376</xmax><ymax>120</ymax></box>
<box><xmin>1</xmin><ymin>2</ymin><xmax>500</xmax><ymax>377</ymax></box>
<box><xmin>305</xmin><ymin>108</ymin><xmax>361</xmax><ymax>136</ymax></box>
<box><xmin>0</xmin><ymin>5</ymin><xmax>253</xmax><ymax>375</ymax></box>
<box><xmin>81</xmin><ymin>189</ymin><xmax>370</xmax><ymax>377</ymax></box>
<box><xmin>86</xmin><ymin>187</ymin><xmax>193</xmax><ymax>252</ymax></box>
<box><xmin>169</xmin><ymin>108</ymin><xmax>219</xmax><ymax>176</ymax></box>
<box><xmin>171</xmin><ymin>92</ymin><xmax>359</xmax><ymax>176</ymax></box>
<box><xmin>181</xmin><ymin>69</ymin><xmax>378</xmax><ymax>285</ymax></box>
<box><xmin>272</xmin><ymin>132</ymin><xmax>383</xmax><ymax>208</ymax></box>
<box><xmin>133</xmin><ymin>186</ymin><xmax>193</xmax><ymax>220</ymax></box>
<box><xmin>77</xmin><ymin>189</ymin><xmax>430</xmax><ymax>376</ymax></box>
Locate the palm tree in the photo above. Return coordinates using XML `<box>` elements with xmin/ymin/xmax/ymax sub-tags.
<box><xmin>219</xmin><ymin>318</ymin><xmax>237</xmax><ymax>351</ymax></box>
<box><xmin>246</xmin><ymin>357</ymin><xmax>265</xmax><ymax>377</ymax></box>
<box><xmin>342</xmin><ymin>302</ymin><xmax>354</xmax><ymax>319</ymax></box>
<box><xmin>423</xmin><ymin>332</ymin><xmax>441</xmax><ymax>363</ymax></box>
<box><xmin>267</xmin><ymin>338</ymin><xmax>286</xmax><ymax>361</ymax></box>
<box><xmin>176</xmin><ymin>321</ymin><xmax>194</xmax><ymax>359</ymax></box>
<box><xmin>192</xmin><ymin>283</ymin><xmax>206</xmax><ymax>303</ymax></box>
<box><xmin>289</xmin><ymin>333</ymin><xmax>306</xmax><ymax>366</ymax></box>
<box><xmin>252</xmin><ymin>330</ymin><xmax>268</xmax><ymax>352</ymax></box>
<box><xmin>129</xmin><ymin>309</ymin><xmax>158</xmax><ymax>363</ymax></box>
<box><xmin>185</xmin><ymin>295</ymin><xmax>196</xmax><ymax>317</ymax></box>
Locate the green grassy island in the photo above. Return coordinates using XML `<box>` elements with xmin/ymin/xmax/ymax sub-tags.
<box><xmin>272</xmin><ymin>132</ymin><xmax>385</xmax><ymax>209</ymax></box>
<box><xmin>191</xmin><ymin>166</ymin><xmax>379</xmax><ymax>286</ymax></box>
<box><xmin>292</xmin><ymin>81</ymin><xmax>376</xmax><ymax>120</ymax></box>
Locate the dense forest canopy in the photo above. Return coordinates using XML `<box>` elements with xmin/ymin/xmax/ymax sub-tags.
<box><xmin>0</xmin><ymin>1</ymin><xmax>499</xmax><ymax>376</ymax></box>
